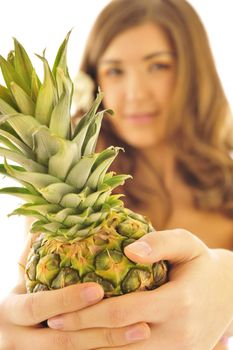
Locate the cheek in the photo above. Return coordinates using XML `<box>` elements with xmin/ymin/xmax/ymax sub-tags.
<box><xmin>102</xmin><ymin>89</ymin><xmax>123</xmax><ymax>113</ymax></box>
<box><xmin>163</xmin><ymin>75</ymin><xmax>176</xmax><ymax>101</ymax></box>
<box><xmin>98</xmin><ymin>76</ymin><xmax>123</xmax><ymax>111</ymax></box>
<box><xmin>154</xmin><ymin>74</ymin><xmax>176</xmax><ymax>105</ymax></box>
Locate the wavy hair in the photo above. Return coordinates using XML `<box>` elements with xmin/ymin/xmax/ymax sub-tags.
<box><xmin>75</xmin><ymin>0</ymin><xmax>233</xmax><ymax>226</ymax></box>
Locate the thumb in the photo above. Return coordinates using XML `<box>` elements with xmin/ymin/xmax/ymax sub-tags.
<box><xmin>124</xmin><ymin>228</ymin><xmax>207</xmax><ymax>264</ymax></box>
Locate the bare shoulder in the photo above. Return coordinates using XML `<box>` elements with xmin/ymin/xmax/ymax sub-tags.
<box><xmin>166</xmin><ymin>207</ymin><xmax>233</xmax><ymax>250</ymax></box>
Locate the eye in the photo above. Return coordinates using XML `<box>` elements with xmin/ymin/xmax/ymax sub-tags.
<box><xmin>105</xmin><ymin>67</ymin><xmax>123</xmax><ymax>76</ymax></box>
<box><xmin>149</xmin><ymin>63</ymin><xmax>171</xmax><ymax>72</ymax></box>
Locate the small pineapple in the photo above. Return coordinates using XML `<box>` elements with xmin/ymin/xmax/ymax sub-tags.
<box><xmin>0</xmin><ymin>33</ymin><xmax>168</xmax><ymax>297</ymax></box>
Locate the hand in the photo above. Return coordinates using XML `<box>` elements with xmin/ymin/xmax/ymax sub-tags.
<box><xmin>47</xmin><ymin>229</ymin><xmax>233</xmax><ymax>350</ymax></box>
<box><xmin>0</xmin><ymin>281</ymin><xmax>151</xmax><ymax>349</ymax></box>
<box><xmin>0</xmin><ymin>282</ymin><xmax>111</xmax><ymax>350</ymax></box>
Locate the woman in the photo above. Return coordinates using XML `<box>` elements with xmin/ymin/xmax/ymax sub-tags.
<box><xmin>0</xmin><ymin>1</ymin><xmax>233</xmax><ymax>349</ymax></box>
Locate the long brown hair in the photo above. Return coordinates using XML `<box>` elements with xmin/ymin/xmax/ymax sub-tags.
<box><xmin>75</xmin><ymin>0</ymin><xmax>233</xmax><ymax>226</ymax></box>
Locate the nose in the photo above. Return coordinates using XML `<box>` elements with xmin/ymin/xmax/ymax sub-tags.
<box><xmin>124</xmin><ymin>71</ymin><xmax>151</xmax><ymax>103</ymax></box>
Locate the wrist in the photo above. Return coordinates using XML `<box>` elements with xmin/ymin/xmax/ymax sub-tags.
<box><xmin>213</xmin><ymin>249</ymin><xmax>233</xmax><ymax>336</ymax></box>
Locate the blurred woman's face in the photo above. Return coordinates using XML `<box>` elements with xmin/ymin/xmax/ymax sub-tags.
<box><xmin>97</xmin><ymin>23</ymin><xmax>177</xmax><ymax>149</ymax></box>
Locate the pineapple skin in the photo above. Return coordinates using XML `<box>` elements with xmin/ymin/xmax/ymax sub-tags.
<box><xmin>26</xmin><ymin>209</ymin><xmax>168</xmax><ymax>297</ymax></box>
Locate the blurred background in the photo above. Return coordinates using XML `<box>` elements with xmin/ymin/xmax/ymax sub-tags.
<box><xmin>0</xmin><ymin>1</ymin><xmax>232</xmax><ymax>347</ymax></box>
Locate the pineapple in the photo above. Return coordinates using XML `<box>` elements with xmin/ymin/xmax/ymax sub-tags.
<box><xmin>0</xmin><ymin>33</ymin><xmax>168</xmax><ymax>297</ymax></box>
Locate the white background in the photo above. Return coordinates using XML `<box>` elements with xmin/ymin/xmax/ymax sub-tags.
<box><xmin>0</xmin><ymin>1</ymin><xmax>232</xmax><ymax>347</ymax></box>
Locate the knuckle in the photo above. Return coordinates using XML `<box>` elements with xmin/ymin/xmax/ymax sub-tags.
<box><xmin>72</xmin><ymin>311</ymin><xmax>83</xmax><ymax>330</ymax></box>
<box><xmin>104</xmin><ymin>328</ymin><xmax>117</xmax><ymax>347</ymax></box>
<box><xmin>174</xmin><ymin>228</ymin><xmax>205</xmax><ymax>253</ymax></box>
<box><xmin>24</xmin><ymin>294</ymin><xmax>40</xmax><ymax>323</ymax></box>
<box><xmin>57</xmin><ymin>287</ymin><xmax>72</xmax><ymax>310</ymax></box>
<box><xmin>107</xmin><ymin>305</ymin><xmax>127</xmax><ymax>327</ymax></box>
<box><xmin>173</xmin><ymin>228</ymin><xmax>190</xmax><ymax>239</ymax></box>
<box><xmin>52</xmin><ymin>332</ymin><xmax>75</xmax><ymax>350</ymax></box>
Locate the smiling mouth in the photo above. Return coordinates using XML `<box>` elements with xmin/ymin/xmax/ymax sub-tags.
<box><xmin>125</xmin><ymin>112</ymin><xmax>159</xmax><ymax>125</ymax></box>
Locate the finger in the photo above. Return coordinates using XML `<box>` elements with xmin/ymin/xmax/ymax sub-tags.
<box><xmin>14</xmin><ymin>323</ymin><xmax>150</xmax><ymax>350</ymax></box>
<box><xmin>124</xmin><ymin>228</ymin><xmax>207</xmax><ymax>264</ymax></box>
<box><xmin>48</xmin><ymin>285</ymin><xmax>176</xmax><ymax>330</ymax></box>
<box><xmin>3</xmin><ymin>282</ymin><xmax>104</xmax><ymax>326</ymax></box>
<box><xmin>18</xmin><ymin>233</ymin><xmax>35</xmax><ymax>267</ymax></box>
<box><xmin>97</xmin><ymin>336</ymin><xmax>153</xmax><ymax>350</ymax></box>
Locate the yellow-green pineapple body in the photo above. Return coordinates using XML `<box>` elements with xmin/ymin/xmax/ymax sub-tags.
<box><xmin>26</xmin><ymin>209</ymin><xmax>168</xmax><ymax>296</ymax></box>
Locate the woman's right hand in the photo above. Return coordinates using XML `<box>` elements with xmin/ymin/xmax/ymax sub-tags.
<box><xmin>0</xmin><ymin>233</ymin><xmax>151</xmax><ymax>350</ymax></box>
<box><xmin>0</xmin><ymin>282</ymin><xmax>105</xmax><ymax>349</ymax></box>
<box><xmin>0</xmin><ymin>235</ymin><xmax>107</xmax><ymax>350</ymax></box>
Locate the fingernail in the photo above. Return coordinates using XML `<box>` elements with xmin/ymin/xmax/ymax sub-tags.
<box><xmin>81</xmin><ymin>286</ymin><xmax>103</xmax><ymax>302</ymax></box>
<box><xmin>48</xmin><ymin>316</ymin><xmax>63</xmax><ymax>329</ymax></box>
<box><xmin>126</xmin><ymin>241</ymin><xmax>152</xmax><ymax>257</ymax></box>
<box><xmin>125</xmin><ymin>325</ymin><xmax>150</xmax><ymax>341</ymax></box>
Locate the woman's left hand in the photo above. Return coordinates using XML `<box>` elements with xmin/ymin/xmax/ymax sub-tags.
<box><xmin>48</xmin><ymin>229</ymin><xmax>233</xmax><ymax>350</ymax></box>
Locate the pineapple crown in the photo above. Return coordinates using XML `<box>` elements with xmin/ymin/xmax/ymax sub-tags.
<box><xmin>0</xmin><ymin>32</ymin><xmax>131</xmax><ymax>240</ymax></box>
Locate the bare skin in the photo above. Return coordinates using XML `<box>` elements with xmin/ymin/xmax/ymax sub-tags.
<box><xmin>133</xmin><ymin>149</ymin><xmax>233</xmax><ymax>250</ymax></box>
<box><xmin>0</xmin><ymin>229</ymin><xmax>233</xmax><ymax>350</ymax></box>
<box><xmin>0</xmin><ymin>23</ymin><xmax>233</xmax><ymax>350</ymax></box>
<box><xmin>97</xmin><ymin>22</ymin><xmax>233</xmax><ymax>349</ymax></box>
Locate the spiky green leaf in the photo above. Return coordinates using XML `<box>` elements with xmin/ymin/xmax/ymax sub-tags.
<box><xmin>72</xmin><ymin>92</ymin><xmax>104</xmax><ymax>158</ymax></box>
<box><xmin>102</xmin><ymin>174</ymin><xmax>132</xmax><ymax>190</ymax></box>
<box><xmin>0</xmin><ymin>129</ymin><xmax>35</xmax><ymax>158</ymax></box>
<box><xmin>52</xmin><ymin>30</ymin><xmax>71</xmax><ymax>76</ymax></box>
<box><xmin>63</xmin><ymin>208</ymin><xmax>93</xmax><ymax>226</ymax></box>
<box><xmin>13</xmin><ymin>38</ymin><xmax>34</xmax><ymax>89</ymax></box>
<box><xmin>1</xmin><ymin>113</ymin><xmax>41</xmax><ymax>148</ymax></box>
<box><xmin>0</xmin><ymin>85</ymin><xmax>18</xmax><ymax>108</ymax></box>
<box><xmin>7</xmin><ymin>51</ymin><xmax>15</xmax><ymax>67</ymax></box>
<box><xmin>30</xmin><ymin>68</ymin><xmax>41</xmax><ymax>102</ymax></box>
<box><xmin>47</xmin><ymin>207</ymin><xmax>76</xmax><ymax>223</ymax></box>
<box><xmin>59</xmin><ymin>193</ymin><xmax>82</xmax><ymax>208</ymax></box>
<box><xmin>66</xmin><ymin>154</ymin><xmax>98</xmax><ymax>189</ymax></box>
<box><xmin>48</xmin><ymin>140</ymin><xmax>77</xmax><ymax>180</ymax></box>
<box><xmin>0</xmin><ymin>55</ymin><xmax>30</xmax><ymax>95</ymax></box>
<box><xmin>0</xmin><ymin>98</ymin><xmax>18</xmax><ymax>115</ymax></box>
<box><xmin>0</xmin><ymin>163</ymin><xmax>41</xmax><ymax>197</ymax></box>
<box><xmin>4</xmin><ymin>159</ymin><xmax>59</xmax><ymax>188</ymax></box>
<box><xmin>0</xmin><ymin>135</ymin><xmax>20</xmax><ymax>152</ymax></box>
<box><xmin>79</xmin><ymin>186</ymin><xmax>110</xmax><ymax>211</ymax></box>
<box><xmin>39</xmin><ymin>183</ymin><xmax>75</xmax><ymax>204</ymax></box>
<box><xmin>10</xmin><ymin>82</ymin><xmax>35</xmax><ymax>115</ymax></box>
<box><xmin>9</xmin><ymin>203</ymin><xmax>60</xmax><ymax>218</ymax></box>
<box><xmin>0</xmin><ymin>148</ymin><xmax>46</xmax><ymax>172</ymax></box>
<box><xmin>49</xmin><ymin>89</ymin><xmax>70</xmax><ymax>139</ymax></box>
<box><xmin>0</xmin><ymin>187</ymin><xmax>47</xmax><ymax>204</ymax></box>
<box><xmin>86</xmin><ymin>147</ymin><xmax>121</xmax><ymax>190</ymax></box>
<box><xmin>34</xmin><ymin>54</ymin><xmax>58</xmax><ymax>126</ymax></box>
<box><xmin>32</xmin><ymin>126</ymin><xmax>59</xmax><ymax>166</ymax></box>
